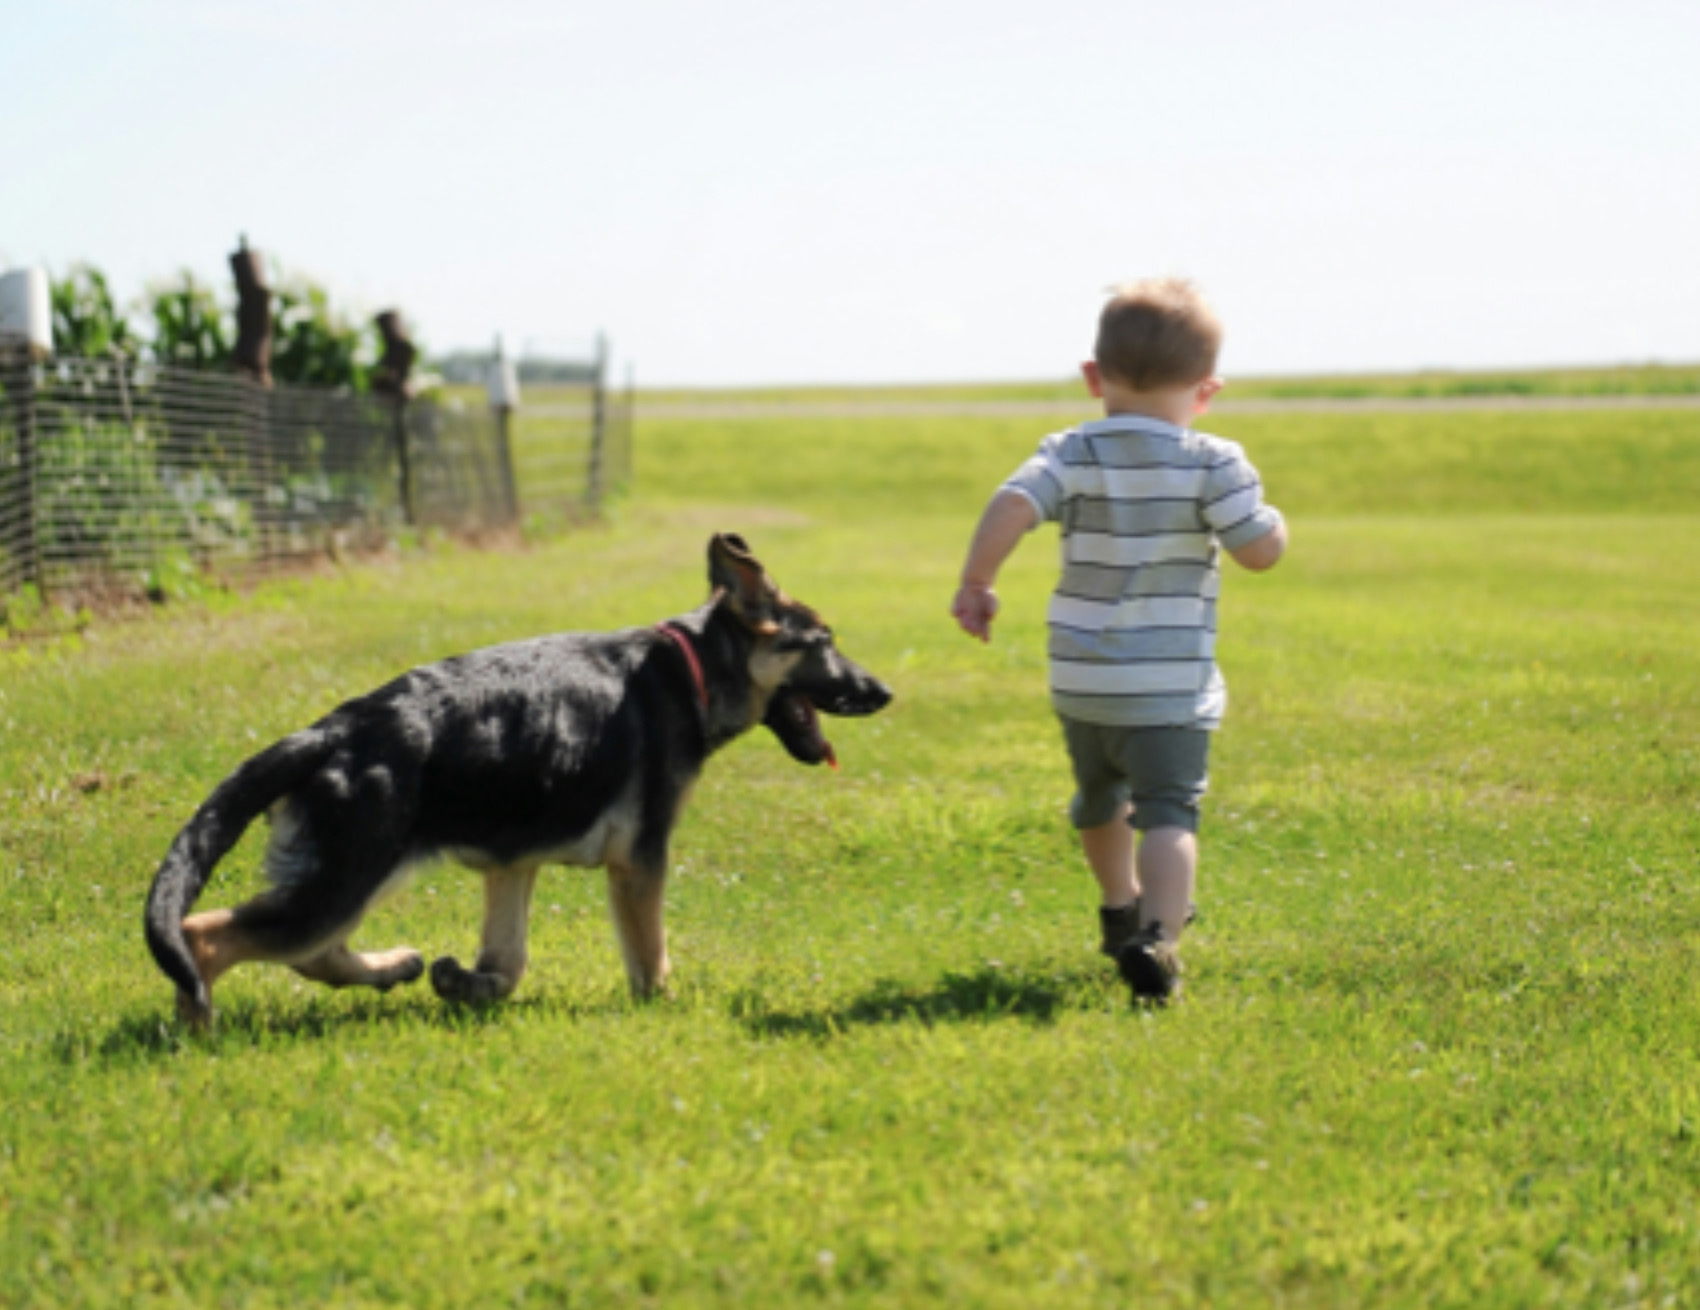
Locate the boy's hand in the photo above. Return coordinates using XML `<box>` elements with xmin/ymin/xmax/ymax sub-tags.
<box><xmin>952</xmin><ymin>583</ymin><xmax>1000</xmax><ymax>642</ymax></box>
<box><xmin>954</xmin><ymin>489</ymin><xmax>1034</xmax><ymax>642</ymax></box>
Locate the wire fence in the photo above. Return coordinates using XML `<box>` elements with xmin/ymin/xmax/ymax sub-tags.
<box><xmin>0</xmin><ymin>354</ymin><xmax>630</xmax><ymax>601</ymax></box>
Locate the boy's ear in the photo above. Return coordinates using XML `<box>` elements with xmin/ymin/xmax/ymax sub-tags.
<box><xmin>1081</xmin><ymin>361</ymin><xmax>1104</xmax><ymax>399</ymax></box>
<box><xmin>707</xmin><ymin>533</ymin><xmax>780</xmax><ymax>634</ymax></box>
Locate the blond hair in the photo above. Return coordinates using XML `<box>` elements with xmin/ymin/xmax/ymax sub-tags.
<box><xmin>1095</xmin><ymin>278</ymin><xmax>1222</xmax><ymax>390</ymax></box>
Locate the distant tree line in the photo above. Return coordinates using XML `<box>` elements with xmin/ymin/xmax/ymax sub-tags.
<box><xmin>48</xmin><ymin>260</ymin><xmax>390</xmax><ymax>391</ymax></box>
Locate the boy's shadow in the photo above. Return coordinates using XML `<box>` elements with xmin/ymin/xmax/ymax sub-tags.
<box><xmin>730</xmin><ymin>962</ymin><xmax>1113</xmax><ymax>1042</ymax></box>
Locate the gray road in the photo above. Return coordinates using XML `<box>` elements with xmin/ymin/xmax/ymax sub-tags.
<box><xmin>636</xmin><ymin>394</ymin><xmax>1700</xmax><ymax>420</ymax></box>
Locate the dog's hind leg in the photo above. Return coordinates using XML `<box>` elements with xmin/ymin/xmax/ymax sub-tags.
<box><xmin>170</xmin><ymin>759</ymin><xmax>425</xmax><ymax>1025</ymax></box>
<box><xmin>291</xmin><ymin>939</ymin><xmax>426</xmax><ymax>993</ymax></box>
<box><xmin>430</xmin><ymin>863</ymin><xmax>540</xmax><ymax>1004</ymax></box>
<box><xmin>606</xmin><ymin>856</ymin><xmax>671</xmax><ymax>999</ymax></box>
<box><xmin>178</xmin><ymin>903</ymin><xmax>287</xmax><ymax>1020</ymax></box>
<box><xmin>179</xmin><ymin>889</ymin><xmax>401</xmax><ymax>1022</ymax></box>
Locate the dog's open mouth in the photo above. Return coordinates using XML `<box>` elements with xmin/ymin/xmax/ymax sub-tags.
<box><xmin>763</xmin><ymin>689</ymin><xmax>837</xmax><ymax>769</ymax></box>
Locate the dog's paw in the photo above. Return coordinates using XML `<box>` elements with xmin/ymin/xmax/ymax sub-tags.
<box><xmin>429</xmin><ymin>955</ymin><xmax>470</xmax><ymax>1001</ymax></box>
<box><xmin>430</xmin><ymin>955</ymin><xmax>509</xmax><ymax>1004</ymax></box>
<box><xmin>626</xmin><ymin>973</ymin><xmax>674</xmax><ymax>1003</ymax></box>
<box><xmin>376</xmin><ymin>950</ymin><xmax>426</xmax><ymax>993</ymax></box>
<box><xmin>175</xmin><ymin>988</ymin><xmax>214</xmax><ymax>1031</ymax></box>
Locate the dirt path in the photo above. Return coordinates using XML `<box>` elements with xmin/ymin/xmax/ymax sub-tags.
<box><xmin>636</xmin><ymin>395</ymin><xmax>1700</xmax><ymax>420</ymax></box>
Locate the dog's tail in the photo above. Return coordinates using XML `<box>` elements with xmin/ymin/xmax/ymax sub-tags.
<box><xmin>143</xmin><ymin>725</ymin><xmax>338</xmax><ymax>1019</ymax></box>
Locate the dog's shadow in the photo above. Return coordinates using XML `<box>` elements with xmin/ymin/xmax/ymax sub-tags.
<box><xmin>52</xmin><ymin>990</ymin><xmax>570</xmax><ymax>1066</ymax></box>
<box><xmin>56</xmin><ymin>962</ymin><xmax>1118</xmax><ymax>1066</ymax></box>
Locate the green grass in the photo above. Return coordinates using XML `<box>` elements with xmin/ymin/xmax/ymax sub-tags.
<box><xmin>3</xmin><ymin>394</ymin><xmax>1700</xmax><ymax>1305</ymax></box>
<box><xmin>1232</xmin><ymin>361</ymin><xmax>1700</xmax><ymax>401</ymax></box>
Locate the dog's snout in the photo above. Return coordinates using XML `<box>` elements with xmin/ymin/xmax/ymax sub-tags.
<box><xmin>827</xmin><ymin>675</ymin><xmax>891</xmax><ymax>717</ymax></box>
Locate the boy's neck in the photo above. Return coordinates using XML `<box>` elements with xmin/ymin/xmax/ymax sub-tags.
<box><xmin>1099</xmin><ymin>394</ymin><xmax>1194</xmax><ymax>425</ymax></box>
<box><xmin>1082</xmin><ymin>362</ymin><xmax>1218</xmax><ymax>426</ymax></box>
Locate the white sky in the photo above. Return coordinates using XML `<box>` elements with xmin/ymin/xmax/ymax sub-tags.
<box><xmin>4</xmin><ymin>0</ymin><xmax>1697</xmax><ymax>385</ymax></box>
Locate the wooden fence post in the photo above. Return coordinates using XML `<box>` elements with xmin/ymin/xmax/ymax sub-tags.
<box><xmin>8</xmin><ymin>356</ymin><xmax>44</xmax><ymax>594</ymax></box>
<box><xmin>392</xmin><ymin>395</ymin><xmax>416</xmax><ymax>527</ymax></box>
<box><xmin>1</xmin><ymin>268</ymin><xmax>51</xmax><ymax>594</ymax></box>
<box><xmin>372</xmin><ymin>311</ymin><xmax>419</xmax><ymax>528</ymax></box>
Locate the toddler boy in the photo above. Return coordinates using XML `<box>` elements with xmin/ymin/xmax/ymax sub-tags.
<box><xmin>951</xmin><ymin>278</ymin><xmax>1286</xmax><ymax>1003</ymax></box>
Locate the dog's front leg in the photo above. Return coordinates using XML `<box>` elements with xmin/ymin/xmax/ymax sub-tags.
<box><xmin>430</xmin><ymin>864</ymin><xmax>540</xmax><ymax>1004</ymax></box>
<box><xmin>605</xmin><ymin>856</ymin><xmax>671</xmax><ymax>999</ymax></box>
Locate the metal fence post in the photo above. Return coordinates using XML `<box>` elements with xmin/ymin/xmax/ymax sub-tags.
<box><xmin>243</xmin><ymin>373</ymin><xmax>277</xmax><ymax>570</ymax></box>
<box><xmin>493</xmin><ymin>403</ymin><xmax>520</xmax><ymax>529</ymax></box>
<box><xmin>622</xmin><ymin>362</ymin><xmax>635</xmax><ymax>491</ymax></box>
<box><xmin>487</xmin><ymin>337</ymin><xmax>522</xmax><ymax>528</ymax></box>
<box><xmin>587</xmin><ymin>332</ymin><xmax>608</xmax><ymax>510</ymax></box>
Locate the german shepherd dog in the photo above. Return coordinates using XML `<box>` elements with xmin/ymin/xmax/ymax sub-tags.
<box><xmin>144</xmin><ymin>534</ymin><xmax>892</xmax><ymax>1026</ymax></box>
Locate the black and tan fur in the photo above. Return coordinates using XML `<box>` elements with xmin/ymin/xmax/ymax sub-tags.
<box><xmin>144</xmin><ymin>534</ymin><xmax>891</xmax><ymax>1026</ymax></box>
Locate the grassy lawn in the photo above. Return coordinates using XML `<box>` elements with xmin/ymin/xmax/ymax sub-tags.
<box><xmin>2</xmin><ymin>395</ymin><xmax>1698</xmax><ymax>1305</ymax></box>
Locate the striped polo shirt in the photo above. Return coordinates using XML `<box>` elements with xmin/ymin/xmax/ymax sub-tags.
<box><xmin>1002</xmin><ymin>414</ymin><xmax>1283</xmax><ymax>729</ymax></box>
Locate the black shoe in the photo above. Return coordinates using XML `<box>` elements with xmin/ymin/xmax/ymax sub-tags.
<box><xmin>1098</xmin><ymin>900</ymin><xmax>1198</xmax><ymax>959</ymax></box>
<box><xmin>1099</xmin><ymin>903</ymin><xmax>1143</xmax><ymax>959</ymax></box>
<box><xmin>1116</xmin><ymin>924</ymin><xmax>1182</xmax><ymax>1004</ymax></box>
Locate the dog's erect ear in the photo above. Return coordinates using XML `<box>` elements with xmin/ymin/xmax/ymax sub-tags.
<box><xmin>708</xmin><ymin>533</ymin><xmax>780</xmax><ymax>635</ymax></box>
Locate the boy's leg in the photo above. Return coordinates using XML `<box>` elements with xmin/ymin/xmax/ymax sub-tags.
<box><xmin>1115</xmin><ymin>728</ymin><xmax>1210</xmax><ymax>1003</ymax></box>
<box><xmin>1059</xmin><ymin>718</ymin><xmax>1144</xmax><ymax>954</ymax></box>
<box><xmin>1080</xmin><ymin>803</ymin><xmax>1146</xmax><ymax>957</ymax></box>
<box><xmin>1080</xmin><ymin>808</ymin><xmax>1201</xmax><ymax>952</ymax></box>
<box><xmin>1062</xmin><ymin>719</ymin><xmax>1208</xmax><ymax>981</ymax></box>
<box><xmin>1118</xmin><ymin>727</ymin><xmax>1210</xmax><ymax>942</ymax></box>
<box><xmin>1080</xmin><ymin>802</ymin><xmax>1136</xmax><ymax>907</ymax></box>
<box><xmin>1120</xmin><ymin>820</ymin><xmax>1193</xmax><ymax>1002</ymax></box>
<box><xmin>1136</xmin><ymin>826</ymin><xmax>1197</xmax><ymax>943</ymax></box>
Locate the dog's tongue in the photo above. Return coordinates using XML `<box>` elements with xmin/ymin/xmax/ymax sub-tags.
<box><xmin>808</xmin><ymin>705</ymin><xmax>839</xmax><ymax>771</ymax></box>
<box><xmin>794</xmin><ymin>693</ymin><xmax>838</xmax><ymax>769</ymax></box>
<box><xmin>769</xmin><ymin>689</ymin><xmax>842</xmax><ymax>770</ymax></box>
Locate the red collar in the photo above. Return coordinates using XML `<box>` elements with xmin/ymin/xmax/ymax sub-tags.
<box><xmin>654</xmin><ymin>622</ymin><xmax>708</xmax><ymax>710</ymax></box>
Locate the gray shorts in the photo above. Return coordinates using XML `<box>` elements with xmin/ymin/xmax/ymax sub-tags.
<box><xmin>1059</xmin><ymin>717</ymin><xmax>1212</xmax><ymax>833</ymax></box>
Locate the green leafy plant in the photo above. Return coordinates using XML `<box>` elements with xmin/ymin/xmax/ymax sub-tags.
<box><xmin>49</xmin><ymin>265</ymin><xmax>139</xmax><ymax>359</ymax></box>
<box><xmin>44</xmin><ymin>256</ymin><xmax>408</xmax><ymax>393</ymax></box>
<box><xmin>270</xmin><ymin>275</ymin><xmax>376</xmax><ymax>390</ymax></box>
<box><xmin>146</xmin><ymin>272</ymin><xmax>231</xmax><ymax>369</ymax></box>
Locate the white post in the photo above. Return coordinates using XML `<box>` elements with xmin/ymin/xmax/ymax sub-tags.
<box><xmin>0</xmin><ymin>267</ymin><xmax>52</xmax><ymax>360</ymax></box>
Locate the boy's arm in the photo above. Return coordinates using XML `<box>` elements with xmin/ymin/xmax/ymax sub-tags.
<box><xmin>1227</xmin><ymin>514</ymin><xmax>1287</xmax><ymax>571</ymax></box>
<box><xmin>952</xmin><ymin>488</ymin><xmax>1039</xmax><ymax>642</ymax></box>
<box><xmin>1200</xmin><ymin>437</ymin><xmax>1286</xmax><ymax>573</ymax></box>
